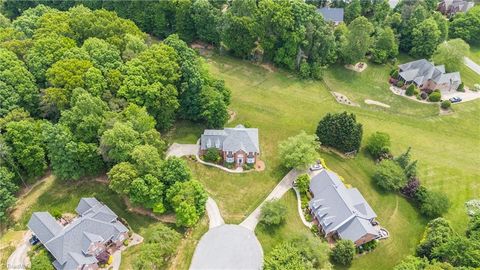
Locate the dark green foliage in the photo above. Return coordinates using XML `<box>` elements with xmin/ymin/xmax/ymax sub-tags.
<box><xmin>296</xmin><ymin>174</ymin><xmax>310</xmax><ymax>194</ymax></box>
<box><xmin>441</xmin><ymin>100</ymin><xmax>451</xmax><ymax>110</ymax></box>
<box><xmin>418</xmin><ymin>190</ymin><xmax>451</xmax><ymax>219</ymax></box>
<box><xmin>432</xmin><ymin>236</ymin><xmax>480</xmax><ymax>268</ymax></box>
<box><xmin>316</xmin><ymin>112</ymin><xmax>363</xmax><ymax>153</ymax></box>
<box><xmin>373</xmin><ymin>159</ymin><xmax>407</xmax><ymax>191</ymax></box>
<box><xmin>396</xmin><ymin>80</ymin><xmax>404</xmax><ymax>87</ymax></box>
<box><xmin>203</xmin><ymin>148</ymin><xmax>221</xmax><ymax>163</ymax></box>
<box><xmin>365</xmin><ymin>131</ymin><xmax>391</xmax><ymax>159</ymax></box>
<box><xmin>466</xmin><ymin>214</ymin><xmax>480</xmax><ymax>240</ymax></box>
<box><xmin>391</xmin><ymin>69</ymin><xmax>399</xmax><ymax>78</ymax></box>
<box><xmin>166</xmin><ymin>179</ymin><xmax>208</xmax><ymax>227</ymax></box>
<box><xmin>458</xmin><ymin>82</ymin><xmax>465</xmax><ymax>92</ymax></box>
<box><xmin>30</xmin><ymin>249</ymin><xmax>54</xmax><ymax>270</ymax></box>
<box><xmin>0</xmin><ymin>166</ymin><xmax>18</xmax><ymax>222</ymax></box>
<box><xmin>191</xmin><ymin>0</ymin><xmax>221</xmax><ymax>44</ymax></box>
<box><xmin>331</xmin><ymin>239</ymin><xmax>355</xmax><ymax>266</ymax></box>
<box><xmin>260</xmin><ymin>200</ymin><xmax>287</xmax><ymax>227</ymax></box>
<box><xmin>405</xmin><ymin>84</ymin><xmax>416</xmax><ymax>96</ymax></box>
<box><xmin>416</xmin><ymin>218</ymin><xmax>455</xmax><ymax>260</ymax></box>
<box><xmin>341</xmin><ymin>16</ymin><xmax>374</xmax><ymax>64</ymax></box>
<box><xmin>410</xmin><ymin>18</ymin><xmax>440</xmax><ymax>58</ymax></box>
<box><xmin>449</xmin><ymin>6</ymin><xmax>480</xmax><ymax>45</ymax></box>
<box><xmin>159</xmin><ymin>157</ymin><xmax>192</xmax><ymax>188</ymax></box>
<box><xmin>371</xmin><ymin>27</ymin><xmax>398</xmax><ymax>64</ymax></box>
<box><xmin>99</xmin><ymin>122</ymin><xmax>140</xmax><ymax>163</ymax></box>
<box><xmin>428</xmin><ymin>91</ymin><xmax>441</xmax><ymax>102</ymax></box>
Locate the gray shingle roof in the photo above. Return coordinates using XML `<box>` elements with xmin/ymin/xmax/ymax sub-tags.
<box><xmin>309</xmin><ymin>170</ymin><xmax>379</xmax><ymax>243</ymax></box>
<box><xmin>27</xmin><ymin>212</ymin><xmax>63</xmax><ymax>243</ymax></box>
<box><xmin>27</xmin><ymin>198</ymin><xmax>129</xmax><ymax>270</ymax></box>
<box><xmin>200</xmin><ymin>124</ymin><xmax>260</xmax><ymax>153</ymax></box>
<box><xmin>398</xmin><ymin>59</ymin><xmax>462</xmax><ymax>86</ymax></box>
<box><xmin>316</xmin><ymin>7</ymin><xmax>344</xmax><ymax>23</ymax></box>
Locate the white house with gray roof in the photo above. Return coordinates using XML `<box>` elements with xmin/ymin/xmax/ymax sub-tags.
<box><xmin>316</xmin><ymin>7</ymin><xmax>344</xmax><ymax>25</ymax></box>
<box><xmin>27</xmin><ymin>198</ymin><xmax>129</xmax><ymax>270</ymax></box>
<box><xmin>200</xmin><ymin>124</ymin><xmax>259</xmax><ymax>168</ymax></box>
<box><xmin>398</xmin><ymin>59</ymin><xmax>462</xmax><ymax>93</ymax></box>
<box><xmin>308</xmin><ymin>170</ymin><xmax>381</xmax><ymax>246</ymax></box>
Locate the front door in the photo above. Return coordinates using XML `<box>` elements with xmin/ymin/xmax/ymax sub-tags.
<box><xmin>238</xmin><ymin>158</ymin><xmax>243</xmax><ymax>165</ymax></box>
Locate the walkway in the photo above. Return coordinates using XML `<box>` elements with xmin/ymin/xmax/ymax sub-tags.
<box><xmin>464</xmin><ymin>57</ymin><xmax>480</xmax><ymax>75</ymax></box>
<box><xmin>7</xmin><ymin>231</ymin><xmax>32</xmax><ymax>270</ymax></box>
<box><xmin>293</xmin><ymin>187</ymin><xmax>313</xmax><ymax>229</ymax></box>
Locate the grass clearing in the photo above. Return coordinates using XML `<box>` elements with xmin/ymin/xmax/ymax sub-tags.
<box><xmin>168</xmin><ymin>54</ymin><xmax>480</xmax><ymax>269</ymax></box>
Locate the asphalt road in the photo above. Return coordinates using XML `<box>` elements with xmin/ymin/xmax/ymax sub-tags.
<box><xmin>464</xmin><ymin>57</ymin><xmax>480</xmax><ymax>75</ymax></box>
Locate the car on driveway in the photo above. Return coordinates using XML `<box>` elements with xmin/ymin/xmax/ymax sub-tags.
<box><xmin>309</xmin><ymin>161</ymin><xmax>323</xmax><ymax>171</ymax></box>
<box><xmin>29</xmin><ymin>235</ymin><xmax>39</xmax><ymax>245</ymax></box>
<box><xmin>449</xmin><ymin>97</ymin><xmax>462</xmax><ymax>103</ymax></box>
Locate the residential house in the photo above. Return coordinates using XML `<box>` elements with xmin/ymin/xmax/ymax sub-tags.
<box><xmin>308</xmin><ymin>170</ymin><xmax>381</xmax><ymax>246</ymax></box>
<box><xmin>200</xmin><ymin>124</ymin><xmax>259</xmax><ymax>168</ymax></box>
<box><xmin>28</xmin><ymin>198</ymin><xmax>129</xmax><ymax>270</ymax></box>
<box><xmin>398</xmin><ymin>59</ymin><xmax>462</xmax><ymax>93</ymax></box>
<box><xmin>316</xmin><ymin>7</ymin><xmax>344</xmax><ymax>26</ymax></box>
<box><xmin>438</xmin><ymin>0</ymin><xmax>474</xmax><ymax>16</ymax></box>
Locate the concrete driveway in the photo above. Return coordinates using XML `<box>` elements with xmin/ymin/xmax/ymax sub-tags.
<box><xmin>7</xmin><ymin>231</ymin><xmax>31</xmax><ymax>270</ymax></box>
<box><xmin>206</xmin><ymin>197</ymin><xmax>224</xmax><ymax>229</ymax></box>
<box><xmin>464</xmin><ymin>57</ymin><xmax>480</xmax><ymax>75</ymax></box>
<box><xmin>166</xmin><ymin>143</ymin><xmax>199</xmax><ymax>158</ymax></box>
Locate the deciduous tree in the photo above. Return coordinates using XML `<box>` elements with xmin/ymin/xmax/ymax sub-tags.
<box><xmin>278</xmin><ymin>131</ymin><xmax>320</xmax><ymax>169</ymax></box>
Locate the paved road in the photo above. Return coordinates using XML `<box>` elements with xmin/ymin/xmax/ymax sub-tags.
<box><xmin>7</xmin><ymin>231</ymin><xmax>31</xmax><ymax>270</ymax></box>
<box><xmin>206</xmin><ymin>197</ymin><xmax>224</xmax><ymax>229</ymax></box>
<box><xmin>464</xmin><ymin>57</ymin><xmax>480</xmax><ymax>75</ymax></box>
<box><xmin>240</xmin><ymin>169</ymin><xmax>301</xmax><ymax>231</ymax></box>
<box><xmin>166</xmin><ymin>143</ymin><xmax>199</xmax><ymax>158</ymax></box>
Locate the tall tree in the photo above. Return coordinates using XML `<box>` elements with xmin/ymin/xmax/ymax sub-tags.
<box><xmin>278</xmin><ymin>131</ymin><xmax>320</xmax><ymax>169</ymax></box>
<box><xmin>449</xmin><ymin>6</ymin><xmax>480</xmax><ymax>45</ymax></box>
<box><xmin>410</xmin><ymin>18</ymin><xmax>440</xmax><ymax>58</ymax></box>
<box><xmin>433</xmin><ymin>39</ymin><xmax>470</xmax><ymax>72</ymax></box>
<box><xmin>191</xmin><ymin>0</ymin><xmax>221</xmax><ymax>44</ymax></box>
<box><xmin>344</xmin><ymin>0</ymin><xmax>361</xmax><ymax>24</ymax></box>
<box><xmin>341</xmin><ymin>16</ymin><xmax>374</xmax><ymax>64</ymax></box>
<box><xmin>0</xmin><ymin>166</ymin><xmax>18</xmax><ymax>222</ymax></box>
<box><xmin>371</xmin><ymin>27</ymin><xmax>398</xmax><ymax>64</ymax></box>
<box><xmin>316</xmin><ymin>112</ymin><xmax>363</xmax><ymax>153</ymax></box>
<box><xmin>99</xmin><ymin>122</ymin><xmax>140</xmax><ymax>163</ymax></box>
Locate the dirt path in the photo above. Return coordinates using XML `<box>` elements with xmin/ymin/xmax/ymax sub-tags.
<box><xmin>11</xmin><ymin>174</ymin><xmax>55</xmax><ymax>222</ymax></box>
<box><xmin>364</xmin><ymin>99</ymin><xmax>391</xmax><ymax>108</ymax></box>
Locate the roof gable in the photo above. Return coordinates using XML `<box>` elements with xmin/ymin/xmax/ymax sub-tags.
<box><xmin>317</xmin><ymin>8</ymin><xmax>344</xmax><ymax>23</ymax></box>
<box><xmin>200</xmin><ymin>124</ymin><xmax>260</xmax><ymax>153</ymax></box>
<box><xmin>27</xmin><ymin>212</ymin><xmax>63</xmax><ymax>243</ymax></box>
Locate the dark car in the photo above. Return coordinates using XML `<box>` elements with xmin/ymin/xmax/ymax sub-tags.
<box><xmin>29</xmin><ymin>235</ymin><xmax>40</xmax><ymax>245</ymax></box>
<box><xmin>449</xmin><ymin>97</ymin><xmax>462</xmax><ymax>103</ymax></box>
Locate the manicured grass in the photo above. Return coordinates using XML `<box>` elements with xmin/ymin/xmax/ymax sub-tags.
<box><xmin>468</xmin><ymin>45</ymin><xmax>480</xmax><ymax>64</ymax></box>
<box><xmin>169</xmin><ymin>54</ymin><xmax>480</xmax><ymax>269</ymax></box>
<box><xmin>16</xmin><ymin>177</ymin><xmax>155</xmax><ymax>232</ymax></box>
<box><xmin>458</xmin><ymin>63</ymin><xmax>480</xmax><ymax>88</ymax></box>
<box><xmin>255</xmin><ymin>190</ymin><xmax>320</xmax><ymax>254</ymax></box>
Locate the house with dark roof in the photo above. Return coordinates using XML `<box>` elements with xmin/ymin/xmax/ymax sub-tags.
<box><xmin>28</xmin><ymin>198</ymin><xmax>129</xmax><ymax>270</ymax></box>
<box><xmin>438</xmin><ymin>0</ymin><xmax>474</xmax><ymax>17</ymax></box>
<box><xmin>308</xmin><ymin>170</ymin><xmax>381</xmax><ymax>246</ymax></box>
<box><xmin>398</xmin><ymin>59</ymin><xmax>462</xmax><ymax>93</ymax></box>
<box><xmin>200</xmin><ymin>124</ymin><xmax>259</xmax><ymax>168</ymax></box>
<box><xmin>316</xmin><ymin>7</ymin><xmax>344</xmax><ymax>25</ymax></box>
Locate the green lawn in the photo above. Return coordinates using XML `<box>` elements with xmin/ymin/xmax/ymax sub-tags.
<box><xmin>468</xmin><ymin>45</ymin><xmax>480</xmax><ymax>64</ymax></box>
<box><xmin>169</xmin><ymin>54</ymin><xmax>480</xmax><ymax>269</ymax></box>
<box><xmin>458</xmin><ymin>63</ymin><xmax>480</xmax><ymax>89</ymax></box>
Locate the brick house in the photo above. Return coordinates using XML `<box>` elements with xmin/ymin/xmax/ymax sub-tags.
<box><xmin>200</xmin><ymin>124</ymin><xmax>260</xmax><ymax>168</ymax></box>
<box><xmin>398</xmin><ymin>59</ymin><xmax>462</xmax><ymax>93</ymax></box>
<box><xmin>27</xmin><ymin>198</ymin><xmax>129</xmax><ymax>270</ymax></box>
<box><xmin>308</xmin><ymin>170</ymin><xmax>381</xmax><ymax>246</ymax></box>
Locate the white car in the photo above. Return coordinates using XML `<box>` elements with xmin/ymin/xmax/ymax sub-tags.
<box><xmin>309</xmin><ymin>163</ymin><xmax>323</xmax><ymax>171</ymax></box>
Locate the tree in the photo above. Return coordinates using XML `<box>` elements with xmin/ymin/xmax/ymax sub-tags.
<box><xmin>394</xmin><ymin>256</ymin><xmax>428</xmax><ymax>270</ymax></box>
<box><xmin>371</xmin><ymin>27</ymin><xmax>398</xmax><ymax>64</ymax></box>
<box><xmin>0</xmin><ymin>48</ymin><xmax>39</xmax><ymax>117</ymax></box>
<box><xmin>129</xmin><ymin>174</ymin><xmax>165</xmax><ymax>213</ymax></box>
<box><xmin>449</xmin><ymin>6</ymin><xmax>480</xmax><ymax>45</ymax></box>
<box><xmin>419</xmin><ymin>190</ymin><xmax>451</xmax><ymax>218</ymax></box>
<box><xmin>432</xmin><ymin>236</ymin><xmax>480</xmax><ymax>268</ymax></box>
<box><xmin>416</xmin><ymin>218</ymin><xmax>455</xmax><ymax>259</ymax></box>
<box><xmin>410</xmin><ymin>18</ymin><xmax>440</xmax><ymax>58</ymax></box>
<box><xmin>278</xmin><ymin>131</ymin><xmax>320</xmax><ymax>169</ymax></box>
<box><xmin>296</xmin><ymin>174</ymin><xmax>310</xmax><ymax>194</ymax></box>
<box><xmin>405</xmin><ymin>84</ymin><xmax>416</xmax><ymax>96</ymax></box>
<box><xmin>30</xmin><ymin>249</ymin><xmax>54</xmax><ymax>270</ymax></box>
<box><xmin>264</xmin><ymin>242</ymin><xmax>312</xmax><ymax>270</ymax></box>
<box><xmin>140</xmin><ymin>129</ymin><xmax>166</xmax><ymax>157</ymax></box>
<box><xmin>99</xmin><ymin>122</ymin><xmax>140</xmax><ymax>163</ymax></box>
<box><xmin>0</xmin><ymin>166</ymin><xmax>17</xmax><ymax>222</ymax></box>
<box><xmin>365</xmin><ymin>131</ymin><xmax>391</xmax><ymax>159</ymax></box>
<box><xmin>81</xmin><ymin>37</ymin><xmax>123</xmax><ymax>73</ymax></box>
<box><xmin>200</xmin><ymin>85</ymin><xmax>229</xmax><ymax>128</ymax></box>
<box><xmin>344</xmin><ymin>0</ymin><xmax>361</xmax><ymax>24</ymax></box>
<box><xmin>316</xmin><ymin>112</ymin><xmax>363</xmax><ymax>153</ymax></box>
<box><xmin>466</xmin><ymin>214</ymin><xmax>480</xmax><ymax>241</ymax></box>
<box><xmin>291</xmin><ymin>236</ymin><xmax>332</xmax><ymax>269</ymax></box>
<box><xmin>122</xmin><ymin>104</ymin><xmax>156</xmax><ymax>133</ymax></box>
<box><xmin>331</xmin><ymin>239</ymin><xmax>355</xmax><ymax>266</ymax></box>
<box><xmin>166</xmin><ymin>180</ymin><xmax>208</xmax><ymax>227</ymax></box>
<box><xmin>373</xmin><ymin>159</ymin><xmax>407</xmax><ymax>191</ymax></box>
<box><xmin>159</xmin><ymin>157</ymin><xmax>192</xmax><ymax>188</ymax></box>
<box><xmin>221</xmin><ymin>12</ymin><xmax>256</xmax><ymax>58</ymax></box>
<box><xmin>341</xmin><ymin>16</ymin><xmax>374</xmax><ymax>64</ymax></box>
<box><xmin>260</xmin><ymin>200</ymin><xmax>287</xmax><ymax>227</ymax></box>
<box><xmin>130</xmin><ymin>144</ymin><xmax>162</xmax><ymax>176</ymax></box>
<box><xmin>433</xmin><ymin>39</ymin><xmax>470</xmax><ymax>72</ymax></box>
<box><xmin>108</xmin><ymin>162</ymin><xmax>138</xmax><ymax>195</ymax></box>
<box><xmin>465</xmin><ymin>199</ymin><xmax>480</xmax><ymax>217</ymax></box>
<box><xmin>191</xmin><ymin>0</ymin><xmax>221</xmax><ymax>44</ymax></box>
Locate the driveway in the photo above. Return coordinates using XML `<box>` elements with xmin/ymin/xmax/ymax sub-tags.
<box><xmin>166</xmin><ymin>143</ymin><xmax>199</xmax><ymax>158</ymax></box>
<box><xmin>7</xmin><ymin>231</ymin><xmax>31</xmax><ymax>270</ymax></box>
<box><xmin>206</xmin><ymin>197</ymin><xmax>224</xmax><ymax>229</ymax></box>
<box><xmin>464</xmin><ymin>57</ymin><xmax>480</xmax><ymax>75</ymax></box>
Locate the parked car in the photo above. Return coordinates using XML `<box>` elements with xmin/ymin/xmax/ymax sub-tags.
<box><xmin>29</xmin><ymin>235</ymin><xmax>40</xmax><ymax>245</ymax></box>
<box><xmin>309</xmin><ymin>161</ymin><xmax>323</xmax><ymax>171</ymax></box>
<box><xmin>449</xmin><ymin>97</ymin><xmax>462</xmax><ymax>103</ymax></box>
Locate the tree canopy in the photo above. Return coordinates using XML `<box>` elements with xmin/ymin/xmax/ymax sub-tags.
<box><xmin>278</xmin><ymin>131</ymin><xmax>320</xmax><ymax>169</ymax></box>
<box><xmin>316</xmin><ymin>112</ymin><xmax>363</xmax><ymax>153</ymax></box>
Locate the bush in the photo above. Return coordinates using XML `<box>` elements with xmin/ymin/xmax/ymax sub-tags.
<box><xmin>373</xmin><ymin>159</ymin><xmax>407</xmax><ymax>191</ymax></box>
<box><xmin>401</xmin><ymin>177</ymin><xmax>420</xmax><ymax>198</ymax></box>
<box><xmin>405</xmin><ymin>84</ymin><xmax>416</xmax><ymax>96</ymax></box>
<box><xmin>457</xmin><ymin>82</ymin><xmax>464</xmax><ymax>92</ymax></box>
<box><xmin>299</xmin><ymin>61</ymin><xmax>311</xmax><ymax>79</ymax></box>
<box><xmin>357</xmin><ymin>240</ymin><xmax>378</xmax><ymax>254</ymax></box>
<box><xmin>51</xmin><ymin>209</ymin><xmax>62</xmax><ymax>219</ymax></box>
<box><xmin>396</xmin><ymin>80</ymin><xmax>404</xmax><ymax>87</ymax></box>
<box><xmin>474</xmin><ymin>84</ymin><xmax>480</xmax><ymax>91</ymax></box>
<box><xmin>420</xmin><ymin>92</ymin><xmax>428</xmax><ymax>100</ymax></box>
<box><xmin>331</xmin><ymin>239</ymin><xmax>355</xmax><ymax>266</ymax></box>
<box><xmin>243</xmin><ymin>163</ymin><xmax>254</xmax><ymax>170</ymax></box>
<box><xmin>441</xmin><ymin>100</ymin><xmax>451</xmax><ymax>110</ymax></box>
<box><xmin>391</xmin><ymin>69</ymin><xmax>399</xmax><ymax>79</ymax></box>
<box><xmin>428</xmin><ymin>91</ymin><xmax>441</xmax><ymax>102</ymax></box>
<box><xmin>365</xmin><ymin>131</ymin><xmax>391</xmax><ymax>159</ymax></box>
<box><xmin>31</xmin><ymin>249</ymin><xmax>54</xmax><ymax>270</ymax></box>
<box><xmin>419</xmin><ymin>190</ymin><xmax>451</xmax><ymax>218</ymax></box>
<box><xmin>203</xmin><ymin>148</ymin><xmax>221</xmax><ymax>163</ymax></box>
<box><xmin>296</xmin><ymin>174</ymin><xmax>310</xmax><ymax>194</ymax></box>
<box><xmin>260</xmin><ymin>200</ymin><xmax>287</xmax><ymax>227</ymax></box>
<box><xmin>224</xmin><ymin>162</ymin><xmax>234</xmax><ymax>169</ymax></box>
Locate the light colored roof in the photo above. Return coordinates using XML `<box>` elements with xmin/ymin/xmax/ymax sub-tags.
<box><xmin>27</xmin><ymin>212</ymin><xmax>63</xmax><ymax>243</ymax></box>
<box><xmin>309</xmin><ymin>170</ymin><xmax>379</xmax><ymax>243</ymax></box>
<box><xmin>200</xmin><ymin>124</ymin><xmax>260</xmax><ymax>153</ymax></box>
<box><xmin>316</xmin><ymin>8</ymin><xmax>344</xmax><ymax>23</ymax></box>
<box><xmin>28</xmin><ymin>198</ymin><xmax>128</xmax><ymax>270</ymax></box>
<box><xmin>398</xmin><ymin>59</ymin><xmax>462</xmax><ymax>86</ymax></box>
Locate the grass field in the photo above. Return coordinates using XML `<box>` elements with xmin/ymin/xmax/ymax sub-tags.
<box><xmin>168</xmin><ymin>54</ymin><xmax>480</xmax><ymax>269</ymax></box>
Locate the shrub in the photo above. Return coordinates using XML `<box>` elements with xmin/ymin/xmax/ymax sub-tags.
<box><xmin>401</xmin><ymin>177</ymin><xmax>420</xmax><ymax>198</ymax></box>
<box><xmin>405</xmin><ymin>84</ymin><xmax>416</xmax><ymax>96</ymax></box>
<box><xmin>51</xmin><ymin>209</ymin><xmax>62</xmax><ymax>219</ymax></box>
<box><xmin>457</xmin><ymin>82</ymin><xmax>464</xmax><ymax>92</ymax></box>
<box><xmin>420</xmin><ymin>92</ymin><xmax>428</xmax><ymax>100</ymax></box>
<box><xmin>31</xmin><ymin>249</ymin><xmax>54</xmax><ymax>270</ymax></box>
<box><xmin>357</xmin><ymin>240</ymin><xmax>378</xmax><ymax>253</ymax></box>
<box><xmin>296</xmin><ymin>174</ymin><xmax>310</xmax><ymax>194</ymax></box>
<box><xmin>203</xmin><ymin>148</ymin><xmax>221</xmax><ymax>163</ymax></box>
<box><xmin>260</xmin><ymin>200</ymin><xmax>287</xmax><ymax>227</ymax></box>
<box><xmin>365</xmin><ymin>131</ymin><xmax>391</xmax><ymax>159</ymax></box>
<box><xmin>396</xmin><ymin>80</ymin><xmax>404</xmax><ymax>87</ymax></box>
<box><xmin>331</xmin><ymin>239</ymin><xmax>355</xmax><ymax>266</ymax></box>
<box><xmin>299</xmin><ymin>61</ymin><xmax>311</xmax><ymax>79</ymax></box>
<box><xmin>243</xmin><ymin>163</ymin><xmax>254</xmax><ymax>170</ymax></box>
<box><xmin>224</xmin><ymin>162</ymin><xmax>234</xmax><ymax>169</ymax></box>
<box><xmin>123</xmin><ymin>239</ymin><xmax>130</xmax><ymax>246</ymax></box>
<box><xmin>373</xmin><ymin>159</ymin><xmax>407</xmax><ymax>191</ymax></box>
<box><xmin>391</xmin><ymin>69</ymin><xmax>399</xmax><ymax>79</ymax></box>
<box><xmin>474</xmin><ymin>84</ymin><xmax>480</xmax><ymax>91</ymax></box>
<box><xmin>419</xmin><ymin>190</ymin><xmax>451</xmax><ymax>218</ymax></box>
<box><xmin>441</xmin><ymin>100</ymin><xmax>451</xmax><ymax>110</ymax></box>
<box><xmin>428</xmin><ymin>91</ymin><xmax>441</xmax><ymax>102</ymax></box>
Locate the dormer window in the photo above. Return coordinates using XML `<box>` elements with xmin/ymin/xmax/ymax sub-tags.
<box><xmin>206</xmin><ymin>139</ymin><xmax>212</xmax><ymax>148</ymax></box>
